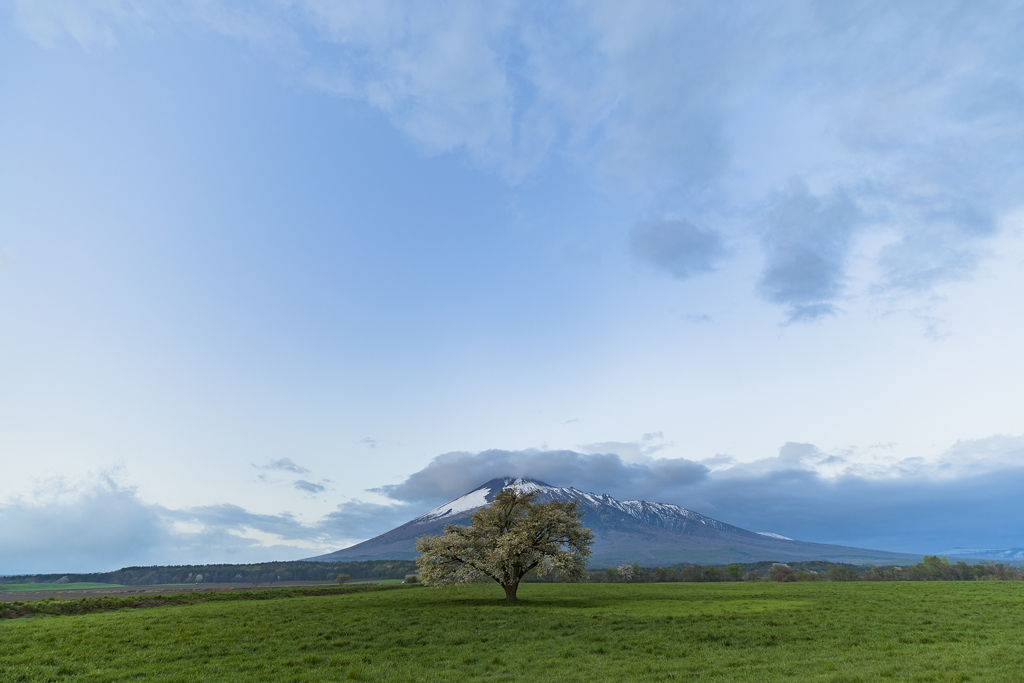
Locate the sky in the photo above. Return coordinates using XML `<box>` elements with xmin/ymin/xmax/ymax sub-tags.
<box><xmin>2</xmin><ymin>0</ymin><xmax>1024</xmax><ymax>575</ymax></box>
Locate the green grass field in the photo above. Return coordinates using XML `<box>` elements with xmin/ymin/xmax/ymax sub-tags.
<box><xmin>2</xmin><ymin>582</ymin><xmax>1024</xmax><ymax>682</ymax></box>
<box><xmin>0</xmin><ymin>583</ymin><xmax>126</xmax><ymax>593</ymax></box>
<box><xmin>0</xmin><ymin>579</ymin><xmax>402</xmax><ymax>594</ymax></box>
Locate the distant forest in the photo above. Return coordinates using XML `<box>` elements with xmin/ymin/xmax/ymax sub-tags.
<box><xmin>0</xmin><ymin>560</ymin><xmax>417</xmax><ymax>586</ymax></box>
<box><xmin>565</xmin><ymin>556</ymin><xmax>1022</xmax><ymax>583</ymax></box>
<box><xmin>3</xmin><ymin>555</ymin><xmax>1018</xmax><ymax>586</ymax></box>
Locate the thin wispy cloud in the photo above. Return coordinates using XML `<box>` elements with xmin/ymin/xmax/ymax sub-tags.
<box><xmin>757</xmin><ymin>182</ymin><xmax>862</xmax><ymax>323</ymax></box>
<box><xmin>254</xmin><ymin>458</ymin><xmax>310</xmax><ymax>474</ymax></box>
<box><xmin>293</xmin><ymin>480</ymin><xmax>327</xmax><ymax>494</ymax></box>
<box><xmin>630</xmin><ymin>219</ymin><xmax>727</xmax><ymax>280</ymax></box>
<box><xmin>876</xmin><ymin>202</ymin><xmax>996</xmax><ymax>293</ymax></box>
<box><xmin>579</xmin><ymin>433</ymin><xmax>675</xmax><ymax>462</ymax></box>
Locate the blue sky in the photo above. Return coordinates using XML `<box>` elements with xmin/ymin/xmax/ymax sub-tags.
<box><xmin>2</xmin><ymin>0</ymin><xmax>1024</xmax><ymax>574</ymax></box>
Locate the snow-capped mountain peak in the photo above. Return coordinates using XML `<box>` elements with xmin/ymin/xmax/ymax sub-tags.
<box><xmin>408</xmin><ymin>476</ymin><xmax>745</xmax><ymax>536</ymax></box>
<box><xmin>410</xmin><ymin>477</ymin><xmax>551</xmax><ymax>523</ymax></box>
<box><xmin>504</xmin><ymin>477</ymin><xmax>546</xmax><ymax>493</ymax></box>
<box><xmin>308</xmin><ymin>475</ymin><xmax>919</xmax><ymax>566</ymax></box>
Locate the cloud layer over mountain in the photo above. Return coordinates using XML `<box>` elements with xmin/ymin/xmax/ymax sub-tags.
<box><xmin>361</xmin><ymin>440</ymin><xmax>1024</xmax><ymax>554</ymax></box>
<box><xmin>6</xmin><ymin>437</ymin><xmax>1024</xmax><ymax>575</ymax></box>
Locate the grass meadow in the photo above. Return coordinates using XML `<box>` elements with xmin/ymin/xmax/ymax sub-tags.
<box><xmin>2</xmin><ymin>581</ymin><xmax>1024</xmax><ymax>682</ymax></box>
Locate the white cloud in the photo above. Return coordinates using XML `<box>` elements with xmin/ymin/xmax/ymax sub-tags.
<box><xmin>0</xmin><ymin>474</ymin><xmax>338</xmax><ymax>575</ymax></box>
<box><xmin>630</xmin><ymin>219</ymin><xmax>727</xmax><ymax>280</ymax></box>
<box><xmin>293</xmin><ymin>480</ymin><xmax>328</xmax><ymax>494</ymax></box>
<box><xmin>254</xmin><ymin>457</ymin><xmax>310</xmax><ymax>474</ymax></box>
<box><xmin>14</xmin><ymin>1</ymin><xmax>1024</xmax><ymax>321</ymax></box>
<box><xmin>12</xmin><ymin>0</ymin><xmax>128</xmax><ymax>48</ymax></box>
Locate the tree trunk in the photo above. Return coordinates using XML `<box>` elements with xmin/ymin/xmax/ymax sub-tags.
<box><xmin>503</xmin><ymin>582</ymin><xmax>519</xmax><ymax>602</ymax></box>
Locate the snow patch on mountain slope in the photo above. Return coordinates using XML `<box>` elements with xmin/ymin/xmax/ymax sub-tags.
<box><xmin>412</xmin><ymin>487</ymin><xmax>491</xmax><ymax>523</ymax></box>
<box><xmin>408</xmin><ymin>476</ymin><xmax>744</xmax><ymax>533</ymax></box>
<box><xmin>506</xmin><ymin>477</ymin><xmax>546</xmax><ymax>493</ymax></box>
<box><xmin>943</xmin><ymin>547</ymin><xmax>1024</xmax><ymax>559</ymax></box>
<box><xmin>756</xmin><ymin>532</ymin><xmax>794</xmax><ymax>541</ymax></box>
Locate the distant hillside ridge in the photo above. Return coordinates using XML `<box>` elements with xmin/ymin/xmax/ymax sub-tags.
<box><xmin>0</xmin><ymin>560</ymin><xmax>416</xmax><ymax>586</ymax></box>
<box><xmin>307</xmin><ymin>477</ymin><xmax>921</xmax><ymax>566</ymax></box>
<box><xmin>942</xmin><ymin>548</ymin><xmax>1024</xmax><ymax>561</ymax></box>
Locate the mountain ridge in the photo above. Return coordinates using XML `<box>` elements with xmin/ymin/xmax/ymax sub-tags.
<box><xmin>308</xmin><ymin>477</ymin><xmax>921</xmax><ymax>566</ymax></box>
<box><xmin>942</xmin><ymin>547</ymin><xmax>1024</xmax><ymax>561</ymax></box>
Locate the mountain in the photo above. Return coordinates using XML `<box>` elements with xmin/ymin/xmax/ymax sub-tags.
<box><xmin>942</xmin><ymin>548</ymin><xmax>1024</xmax><ymax>561</ymax></box>
<box><xmin>307</xmin><ymin>477</ymin><xmax>920</xmax><ymax>566</ymax></box>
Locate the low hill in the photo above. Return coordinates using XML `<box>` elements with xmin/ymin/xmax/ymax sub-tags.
<box><xmin>0</xmin><ymin>560</ymin><xmax>416</xmax><ymax>586</ymax></box>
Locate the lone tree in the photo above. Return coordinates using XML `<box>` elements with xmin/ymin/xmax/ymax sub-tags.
<box><xmin>415</xmin><ymin>487</ymin><xmax>594</xmax><ymax>602</ymax></box>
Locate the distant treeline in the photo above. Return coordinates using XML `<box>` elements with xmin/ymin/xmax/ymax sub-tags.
<box><xmin>6</xmin><ymin>555</ymin><xmax>1017</xmax><ymax>587</ymax></box>
<box><xmin>525</xmin><ymin>556</ymin><xmax>1022</xmax><ymax>583</ymax></box>
<box><xmin>0</xmin><ymin>560</ymin><xmax>418</xmax><ymax>586</ymax></box>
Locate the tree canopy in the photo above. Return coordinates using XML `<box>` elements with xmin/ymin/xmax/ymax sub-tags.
<box><xmin>415</xmin><ymin>487</ymin><xmax>594</xmax><ymax>601</ymax></box>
